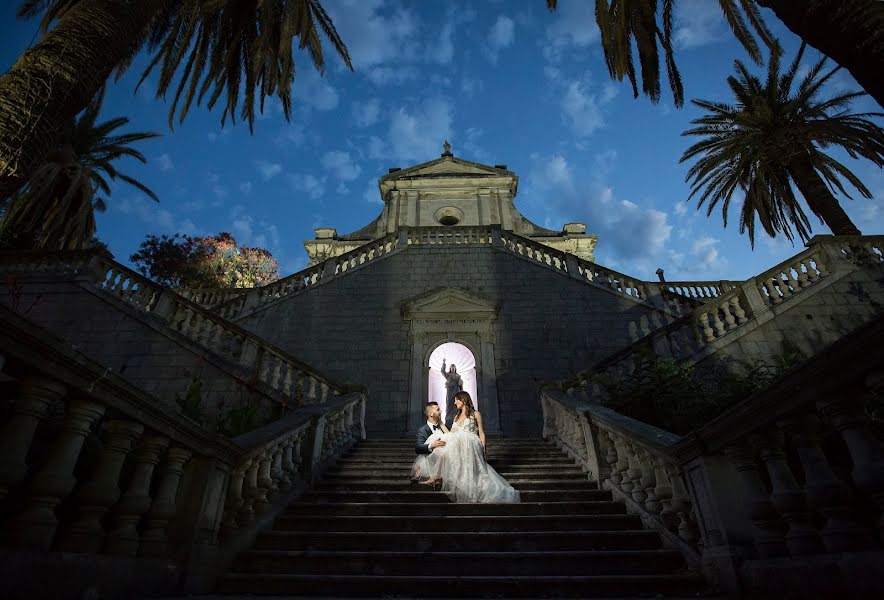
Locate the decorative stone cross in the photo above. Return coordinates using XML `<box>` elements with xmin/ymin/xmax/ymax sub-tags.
<box><xmin>442</xmin><ymin>140</ymin><xmax>453</xmax><ymax>157</ymax></box>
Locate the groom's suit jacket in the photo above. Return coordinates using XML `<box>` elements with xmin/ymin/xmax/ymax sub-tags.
<box><xmin>415</xmin><ymin>422</ymin><xmax>443</xmax><ymax>455</ymax></box>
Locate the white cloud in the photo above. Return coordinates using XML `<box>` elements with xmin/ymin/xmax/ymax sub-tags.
<box><xmin>524</xmin><ymin>154</ymin><xmax>673</xmax><ymax>271</ymax></box>
<box><xmin>674</xmin><ymin>0</ymin><xmax>725</xmax><ymax>50</ymax></box>
<box><xmin>293</xmin><ymin>68</ymin><xmax>339</xmax><ymax>111</ymax></box>
<box><xmin>239</xmin><ymin>181</ymin><xmax>253</xmax><ymax>195</ymax></box>
<box><xmin>207</xmin><ymin>172</ymin><xmax>228</xmax><ymax>200</ymax></box>
<box><xmin>674</xmin><ymin>202</ymin><xmax>688</xmax><ymax>216</ymax></box>
<box><xmin>321</xmin><ymin>150</ymin><xmax>362</xmax><ymax>182</ymax></box>
<box><xmin>690</xmin><ymin>235</ymin><xmax>726</xmax><ymax>271</ymax></box>
<box><xmin>560</xmin><ymin>77</ymin><xmax>618</xmax><ymax>137</ymax></box>
<box><xmin>114</xmin><ymin>196</ymin><xmax>197</xmax><ymax>235</ymax></box>
<box><xmin>288</xmin><ymin>173</ymin><xmax>325</xmax><ymax>200</ymax></box>
<box><xmin>156</xmin><ymin>153</ymin><xmax>174</xmax><ymax>172</ymax></box>
<box><xmin>256</xmin><ymin>160</ymin><xmax>283</xmax><ymax>181</ymax></box>
<box><xmin>428</xmin><ymin>23</ymin><xmax>455</xmax><ymax>64</ymax></box>
<box><xmin>460</xmin><ymin>76</ymin><xmax>485</xmax><ymax>98</ymax></box>
<box><xmin>325</xmin><ymin>0</ymin><xmax>420</xmax><ymax>69</ymax></box>
<box><xmin>544</xmin><ymin>0</ymin><xmax>600</xmax><ymax>62</ymax></box>
<box><xmin>484</xmin><ymin>16</ymin><xmax>515</xmax><ymax>64</ymax></box>
<box><xmin>353</xmin><ymin>98</ymin><xmax>381</xmax><ymax>127</ymax></box>
<box><xmin>367</xmin><ymin>135</ymin><xmax>386</xmax><ymax>161</ymax></box>
<box><xmin>363</xmin><ymin>178</ymin><xmax>383</xmax><ymax>204</ymax></box>
<box><xmin>388</xmin><ymin>97</ymin><xmax>454</xmax><ymax>162</ymax></box>
<box><xmin>366</xmin><ymin>66</ymin><xmax>419</xmax><ymax>86</ymax></box>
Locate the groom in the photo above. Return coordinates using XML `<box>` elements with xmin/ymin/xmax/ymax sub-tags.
<box><xmin>415</xmin><ymin>402</ymin><xmax>446</xmax><ymax>455</ymax></box>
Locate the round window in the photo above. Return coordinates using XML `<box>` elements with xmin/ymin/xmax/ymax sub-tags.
<box><xmin>434</xmin><ymin>206</ymin><xmax>464</xmax><ymax>227</ymax></box>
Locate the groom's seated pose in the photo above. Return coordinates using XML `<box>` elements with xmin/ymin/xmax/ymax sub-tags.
<box><xmin>416</xmin><ymin>402</ymin><xmax>446</xmax><ymax>455</ymax></box>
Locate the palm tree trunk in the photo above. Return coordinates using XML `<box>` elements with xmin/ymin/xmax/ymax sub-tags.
<box><xmin>789</xmin><ymin>155</ymin><xmax>862</xmax><ymax>236</ymax></box>
<box><xmin>0</xmin><ymin>0</ymin><xmax>167</xmax><ymax>200</ymax></box>
<box><xmin>755</xmin><ymin>0</ymin><xmax>884</xmax><ymax>108</ymax></box>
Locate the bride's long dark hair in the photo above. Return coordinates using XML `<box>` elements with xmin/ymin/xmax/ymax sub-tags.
<box><xmin>454</xmin><ymin>391</ymin><xmax>475</xmax><ymax>418</ymax></box>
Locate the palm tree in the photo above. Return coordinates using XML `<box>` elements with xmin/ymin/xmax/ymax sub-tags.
<box><xmin>679</xmin><ymin>44</ymin><xmax>884</xmax><ymax>246</ymax></box>
<box><xmin>545</xmin><ymin>0</ymin><xmax>775</xmax><ymax>108</ymax></box>
<box><xmin>0</xmin><ymin>0</ymin><xmax>352</xmax><ymax>200</ymax></box>
<box><xmin>545</xmin><ymin>1</ymin><xmax>884</xmax><ymax>109</ymax></box>
<box><xmin>0</xmin><ymin>88</ymin><xmax>160</xmax><ymax>250</ymax></box>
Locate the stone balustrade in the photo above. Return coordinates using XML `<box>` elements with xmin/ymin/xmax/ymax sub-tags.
<box><xmin>661</xmin><ymin>280</ymin><xmax>740</xmax><ymax>301</ymax></box>
<box><xmin>405</xmin><ymin>226</ymin><xmax>495</xmax><ymax>246</ymax></box>
<box><xmin>541</xmin><ymin>310</ymin><xmax>884</xmax><ymax>597</ymax></box>
<box><xmin>0</xmin><ymin>250</ymin><xmax>343</xmax><ymax>409</ymax></box>
<box><xmin>0</xmin><ymin>335</ymin><xmax>366</xmax><ymax>594</ymax></box>
<box><xmin>178</xmin><ymin>288</ymin><xmax>246</xmax><ymax>309</ymax></box>
<box><xmin>562</xmin><ymin>235</ymin><xmax>884</xmax><ymax>398</ymax></box>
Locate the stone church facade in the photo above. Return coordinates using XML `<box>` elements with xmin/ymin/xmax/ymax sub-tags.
<box><xmin>230</xmin><ymin>147</ymin><xmax>665</xmax><ymax>436</ymax></box>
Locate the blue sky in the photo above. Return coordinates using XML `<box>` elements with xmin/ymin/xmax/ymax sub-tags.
<box><xmin>2</xmin><ymin>0</ymin><xmax>881</xmax><ymax>281</ymax></box>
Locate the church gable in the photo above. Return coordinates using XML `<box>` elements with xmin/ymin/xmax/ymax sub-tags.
<box><xmin>381</xmin><ymin>156</ymin><xmax>510</xmax><ymax>181</ymax></box>
<box><xmin>401</xmin><ymin>287</ymin><xmax>499</xmax><ymax>321</ymax></box>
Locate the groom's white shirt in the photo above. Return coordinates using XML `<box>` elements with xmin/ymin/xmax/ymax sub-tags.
<box><xmin>426</xmin><ymin>420</ymin><xmax>439</xmax><ymax>452</ymax></box>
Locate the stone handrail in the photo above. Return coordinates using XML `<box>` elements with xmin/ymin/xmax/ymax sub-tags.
<box><xmin>561</xmin><ymin>235</ymin><xmax>884</xmax><ymax>397</ymax></box>
<box><xmin>661</xmin><ymin>280</ymin><xmax>740</xmax><ymax>301</ymax></box>
<box><xmin>406</xmin><ymin>226</ymin><xmax>496</xmax><ymax>246</ymax></box>
<box><xmin>0</xmin><ymin>302</ymin><xmax>367</xmax><ymax>593</ymax></box>
<box><xmin>0</xmin><ymin>249</ymin><xmax>345</xmax><ymax>405</ymax></box>
<box><xmin>541</xmin><ymin>389</ymin><xmax>700</xmax><ymax>568</ymax></box>
<box><xmin>541</xmin><ymin>308</ymin><xmax>884</xmax><ymax>596</ymax></box>
<box><xmin>212</xmin><ymin>231</ymin><xmax>402</xmax><ymax>319</ymax></box>
<box><xmin>178</xmin><ymin>288</ymin><xmax>247</xmax><ymax>308</ymax></box>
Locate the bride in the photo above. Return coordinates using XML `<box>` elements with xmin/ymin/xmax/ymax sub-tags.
<box><xmin>410</xmin><ymin>391</ymin><xmax>519</xmax><ymax>504</ymax></box>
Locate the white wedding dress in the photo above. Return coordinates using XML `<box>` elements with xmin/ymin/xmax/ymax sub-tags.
<box><xmin>410</xmin><ymin>415</ymin><xmax>520</xmax><ymax>504</ymax></box>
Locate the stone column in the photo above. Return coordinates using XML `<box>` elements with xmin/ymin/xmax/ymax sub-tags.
<box><xmin>407</xmin><ymin>327</ymin><xmax>427</xmax><ymax>432</ymax></box>
<box><xmin>0</xmin><ymin>377</ymin><xmax>66</xmax><ymax>499</ymax></box>
<box><xmin>13</xmin><ymin>399</ymin><xmax>105</xmax><ymax>550</ymax></box>
<box><xmin>478</xmin><ymin>328</ymin><xmax>502</xmax><ymax>434</ymax></box>
<box><xmin>105</xmin><ymin>435</ymin><xmax>170</xmax><ymax>555</ymax></box>
<box><xmin>57</xmin><ymin>419</ymin><xmax>144</xmax><ymax>552</ymax></box>
<box><xmin>140</xmin><ymin>447</ymin><xmax>193</xmax><ymax>557</ymax></box>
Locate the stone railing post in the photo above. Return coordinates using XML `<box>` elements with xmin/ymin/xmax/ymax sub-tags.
<box><xmin>105</xmin><ymin>435</ymin><xmax>170</xmax><ymax>556</ymax></box>
<box><xmin>304</xmin><ymin>414</ymin><xmax>327</xmax><ymax>484</ymax></box>
<box><xmin>140</xmin><ymin>447</ymin><xmax>193</xmax><ymax>557</ymax></box>
<box><xmin>12</xmin><ymin>399</ymin><xmax>105</xmax><ymax>550</ymax></box>
<box><xmin>0</xmin><ymin>376</ymin><xmax>66</xmax><ymax>499</ymax></box>
<box><xmin>57</xmin><ymin>419</ymin><xmax>144</xmax><ymax>552</ymax></box>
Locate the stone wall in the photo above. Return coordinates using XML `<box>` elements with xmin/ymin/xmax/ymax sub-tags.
<box><xmin>236</xmin><ymin>245</ymin><xmax>663</xmax><ymax>436</ymax></box>
<box><xmin>1</xmin><ymin>277</ymin><xmax>271</xmax><ymax>419</ymax></box>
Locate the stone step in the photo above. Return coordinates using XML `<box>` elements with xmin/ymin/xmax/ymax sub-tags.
<box><xmin>232</xmin><ymin>549</ymin><xmax>686</xmax><ymax>576</ymax></box>
<box><xmin>216</xmin><ymin>573</ymin><xmax>702</xmax><ymax>597</ymax></box>
<box><xmin>284</xmin><ymin>501</ymin><xmax>627</xmax><ymax>517</ymax></box>
<box><xmin>253</xmin><ymin>529</ymin><xmax>663</xmax><ymax>552</ymax></box>
<box><xmin>271</xmin><ymin>514</ymin><xmax>641</xmax><ymax>533</ymax></box>
<box><xmin>325</xmin><ymin>470</ymin><xmax>589</xmax><ymax>480</ymax></box>
<box><xmin>303</xmin><ymin>489</ymin><xmax>613</xmax><ymax>503</ymax></box>
<box><xmin>316</xmin><ymin>480</ymin><xmax>599</xmax><ymax>492</ymax></box>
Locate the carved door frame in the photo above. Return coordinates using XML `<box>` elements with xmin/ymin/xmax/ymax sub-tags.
<box><xmin>402</xmin><ymin>288</ymin><xmax>501</xmax><ymax>434</ymax></box>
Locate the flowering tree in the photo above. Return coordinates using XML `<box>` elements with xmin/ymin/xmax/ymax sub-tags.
<box><xmin>131</xmin><ymin>231</ymin><xmax>280</xmax><ymax>288</ymax></box>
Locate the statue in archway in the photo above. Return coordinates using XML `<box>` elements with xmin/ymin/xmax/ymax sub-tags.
<box><xmin>440</xmin><ymin>358</ymin><xmax>463</xmax><ymax>428</ymax></box>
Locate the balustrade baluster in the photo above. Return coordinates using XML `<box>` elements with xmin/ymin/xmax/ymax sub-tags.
<box><xmin>140</xmin><ymin>447</ymin><xmax>192</xmax><ymax>557</ymax></box>
<box><xmin>711</xmin><ymin>309</ymin><xmax>726</xmax><ymax>337</ymax></box>
<box><xmin>280</xmin><ymin>438</ymin><xmax>296</xmax><ymax>490</ymax></box>
<box><xmin>652</xmin><ymin>456</ymin><xmax>673</xmax><ymax>521</ymax></box>
<box><xmin>780</xmin><ymin>414</ymin><xmax>871</xmax><ymax>552</ymax></box>
<box><xmin>754</xmin><ymin>430</ymin><xmax>823</xmax><ymax>555</ymax></box>
<box><xmin>58</xmin><ymin>420</ymin><xmax>144</xmax><ymax>552</ymax></box>
<box><xmin>624</xmin><ymin>442</ymin><xmax>646</xmax><ymax>503</ymax></box>
<box><xmin>637</xmin><ymin>449</ymin><xmax>660</xmax><ymax>513</ymax></box>
<box><xmin>105</xmin><ymin>435</ymin><xmax>169</xmax><ymax>556</ymax></box>
<box><xmin>730</xmin><ymin>297</ymin><xmax>748</xmax><ymax>324</ymax></box>
<box><xmin>611</xmin><ymin>433</ymin><xmax>631</xmax><ymax>491</ymax></box>
<box><xmin>254</xmin><ymin>451</ymin><xmax>274</xmax><ymax>512</ymax></box>
<box><xmin>723</xmin><ymin>444</ymin><xmax>788</xmax><ymax>557</ymax></box>
<box><xmin>665</xmin><ymin>463</ymin><xmax>699</xmax><ymax>546</ymax></box>
<box><xmin>221</xmin><ymin>461</ymin><xmax>250</xmax><ymax>538</ymax></box>
<box><xmin>720</xmin><ymin>301</ymin><xmax>736</xmax><ymax>330</ymax></box>
<box><xmin>268</xmin><ymin>445</ymin><xmax>285</xmax><ymax>500</ymax></box>
<box><xmin>12</xmin><ymin>400</ymin><xmax>105</xmax><ymax>550</ymax></box>
<box><xmin>0</xmin><ymin>377</ymin><xmax>65</xmax><ymax>499</ymax></box>
<box><xmin>698</xmin><ymin>312</ymin><xmax>715</xmax><ymax>343</ymax></box>
<box><xmin>818</xmin><ymin>392</ymin><xmax>884</xmax><ymax>542</ymax></box>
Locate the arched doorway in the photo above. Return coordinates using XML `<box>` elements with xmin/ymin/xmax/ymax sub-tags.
<box><xmin>427</xmin><ymin>342</ymin><xmax>478</xmax><ymax>426</ymax></box>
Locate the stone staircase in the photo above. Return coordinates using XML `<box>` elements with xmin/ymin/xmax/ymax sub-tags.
<box><xmin>216</xmin><ymin>438</ymin><xmax>705</xmax><ymax>598</ymax></box>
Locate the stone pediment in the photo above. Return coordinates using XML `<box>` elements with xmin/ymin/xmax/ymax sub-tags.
<box><xmin>401</xmin><ymin>287</ymin><xmax>498</xmax><ymax>321</ymax></box>
<box><xmin>381</xmin><ymin>156</ymin><xmax>511</xmax><ymax>181</ymax></box>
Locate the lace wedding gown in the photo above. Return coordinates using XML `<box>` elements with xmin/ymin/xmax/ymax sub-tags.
<box><xmin>410</xmin><ymin>415</ymin><xmax>520</xmax><ymax>504</ymax></box>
